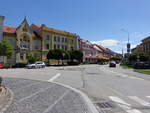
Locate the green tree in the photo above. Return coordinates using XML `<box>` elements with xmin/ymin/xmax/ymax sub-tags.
<box><xmin>0</xmin><ymin>39</ymin><xmax>14</xmax><ymax>57</ymax></box>
<box><xmin>69</xmin><ymin>50</ymin><xmax>83</xmax><ymax>63</ymax></box>
<box><xmin>27</xmin><ymin>52</ymin><xmax>40</xmax><ymax>64</ymax></box>
<box><xmin>47</xmin><ymin>49</ymin><xmax>64</xmax><ymax>65</ymax></box>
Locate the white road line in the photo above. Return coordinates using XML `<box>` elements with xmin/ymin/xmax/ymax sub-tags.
<box><xmin>101</xmin><ymin>67</ymin><xmax>145</xmax><ymax>81</ymax></box>
<box><xmin>129</xmin><ymin>77</ymin><xmax>144</xmax><ymax>81</ymax></box>
<box><xmin>109</xmin><ymin>96</ymin><xmax>142</xmax><ymax>113</ymax></box>
<box><xmin>146</xmin><ymin>96</ymin><xmax>150</xmax><ymax>98</ymax></box>
<box><xmin>127</xmin><ymin>109</ymin><xmax>142</xmax><ymax>113</ymax></box>
<box><xmin>48</xmin><ymin>73</ymin><xmax>61</xmax><ymax>82</ymax></box>
<box><xmin>109</xmin><ymin>96</ymin><xmax>131</xmax><ymax>106</ymax></box>
<box><xmin>128</xmin><ymin>96</ymin><xmax>150</xmax><ymax>107</ymax></box>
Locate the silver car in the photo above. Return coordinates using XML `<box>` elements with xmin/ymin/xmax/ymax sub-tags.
<box><xmin>26</xmin><ymin>61</ymin><xmax>46</xmax><ymax>69</ymax></box>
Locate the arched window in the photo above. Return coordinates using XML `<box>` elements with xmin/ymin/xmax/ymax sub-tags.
<box><xmin>23</xmin><ymin>36</ymin><xmax>27</xmax><ymax>41</ymax></box>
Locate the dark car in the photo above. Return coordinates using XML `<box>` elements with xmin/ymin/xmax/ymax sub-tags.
<box><xmin>109</xmin><ymin>61</ymin><xmax>116</xmax><ymax>67</ymax></box>
<box><xmin>133</xmin><ymin>62</ymin><xmax>150</xmax><ymax>69</ymax></box>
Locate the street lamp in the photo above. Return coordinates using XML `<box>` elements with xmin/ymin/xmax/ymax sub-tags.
<box><xmin>121</xmin><ymin>29</ymin><xmax>131</xmax><ymax>53</ymax></box>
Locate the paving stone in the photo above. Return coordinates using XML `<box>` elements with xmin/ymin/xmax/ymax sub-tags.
<box><xmin>3</xmin><ymin>78</ymin><xmax>95</xmax><ymax>113</ymax></box>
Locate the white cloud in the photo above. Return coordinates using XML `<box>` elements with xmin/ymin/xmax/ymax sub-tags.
<box><xmin>131</xmin><ymin>44</ymin><xmax>137</xmax><ymax>49</ymax></box>
<box><xmin>91</xmin><ymin>39</ymin><xmax>119</xmax><ymax>47</ymax></box>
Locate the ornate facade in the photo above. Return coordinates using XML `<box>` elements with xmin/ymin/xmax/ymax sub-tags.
<box><xmin>2</xmin><ymin>17</ymin><xmax>80</xmax><ymax>64</ymax></box>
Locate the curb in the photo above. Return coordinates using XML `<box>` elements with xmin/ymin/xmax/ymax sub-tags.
<box><xmin>52</xmin><ymin>81</ymin><xmax>99</xmax><ymax>113</ymax></box>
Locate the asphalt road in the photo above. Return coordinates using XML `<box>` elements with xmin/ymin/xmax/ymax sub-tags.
<box><xmin>1</xmin><ymin>65</ymin><xmax>150</xmax><ymax>113</ymax></box>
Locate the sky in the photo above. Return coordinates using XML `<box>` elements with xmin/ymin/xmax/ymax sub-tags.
<box><xmin>1</xmin><ymin>0</ymin><xmax>150</xmax><ymax>53</ymax></box>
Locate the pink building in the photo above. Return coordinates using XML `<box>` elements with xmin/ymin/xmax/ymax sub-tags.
<box><xmin>81</xmin><ymin>40</ymin><xmax>105</xmax><ymax>63</ymax></box>
<box><xmin>81</xmin><ymin>40</ymin><xmax>116</xmax><ymax>64</ymax></box>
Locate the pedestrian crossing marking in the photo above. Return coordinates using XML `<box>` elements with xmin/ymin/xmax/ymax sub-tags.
<box><xmin>109</xmin><ymin>96</ymin><xmax>142</xmax><ymax>113</ymax></box>
<box><xmin>127</xmin><ymin>109</ymin><xmax>142</xmax><ymax>113</ymax></box>
<box><xmin>147</xmin><ymin>96</ymin><xmax>150</xmax><ymax>98</ymax></box>
<box><xmin>128</xmin><ymin>96</ymin><xmax>150</xmax><ymax>107</ymax></box>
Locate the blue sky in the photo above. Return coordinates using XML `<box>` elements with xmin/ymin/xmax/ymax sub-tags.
<box><xmin>1</xmin><ymin>0</ymin><xmax>150</xmax><ymax>53</ymax></box>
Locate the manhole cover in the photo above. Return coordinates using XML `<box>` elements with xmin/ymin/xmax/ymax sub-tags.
<box><xmin>95</xmin><ymin>101</ymin><xmax>115</xmax><ymax>109</ymax></box>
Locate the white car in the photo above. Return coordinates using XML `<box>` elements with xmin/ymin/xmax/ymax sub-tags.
<box><xmin>26</xmin><ymin>61</ymin><xmax>46</xmax><ymax>69</ymax></box>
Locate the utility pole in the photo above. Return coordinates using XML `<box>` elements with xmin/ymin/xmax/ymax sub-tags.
<box><xmin>121</xmin><ymin>29</ymin><xmax>131</xmax><ymax>54</ymax></box>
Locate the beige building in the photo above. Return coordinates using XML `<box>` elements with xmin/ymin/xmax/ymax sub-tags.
<box><xmin>31</xmin><ymin>24</ymin><xmax>80</xmax><ymax>61</ymax></box>
<box><xmin>2</xmin><ymin>17</ymin><xmax>80</xmax><ymax>64</ymax></box>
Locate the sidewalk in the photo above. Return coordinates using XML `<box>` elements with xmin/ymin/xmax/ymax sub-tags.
<box><xmin>2</xmin><ymin>78</ymin><xmax>99</xmax><ymax>113</ymax></box>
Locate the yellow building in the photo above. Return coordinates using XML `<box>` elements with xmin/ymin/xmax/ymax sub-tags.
<box><xmin>31</xmin><ymin>24</ymin><xmax>80</xmax><ymax>61</ymax></box>
<box><xmin>2</xmin><ymin>17</ymin><xmax>80</xmax><ymax>64</ymax></box>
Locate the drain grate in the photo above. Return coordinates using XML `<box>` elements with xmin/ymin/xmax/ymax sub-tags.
<box><xmin>96</xmin><ymin>102</ymin><xmax>115</xmax><ymax>109</ymax></box>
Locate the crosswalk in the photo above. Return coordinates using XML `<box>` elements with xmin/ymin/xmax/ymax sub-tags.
<box><xmin>100</xmin><ymin>66</ymin><xmax>145</xmax><ymax>80</ymax></box>
<box><xmin>109</xmin><ymin>96</ymin><xmax>150</xmax><ymax>113</ymax></box>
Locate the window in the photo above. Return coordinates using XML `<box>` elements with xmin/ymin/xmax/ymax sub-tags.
<box><xmin>71</xmin><ymin>39</ymin><xmax>74</xmax><ymax>44</ymax></box>
<box><xmin>54</xmin><ymin>36</ymin><xmax>57</xmax><ymax>41</ymax></box>
<box><xmin>54</xmin><ymin>44</ymin><xmax>56</xmax><ymax>49</ymax></box>
<box><xmin>35</xmin><ymin>46</ymin><xmax>39</xmax><ymax>50</ymax></box>
<box><xmin>57</xmin><ymin>45</ymin><xmax>60</xmax><ymax>49</ymax></box>
<box><xmin>23</xmin><ymin>36</ymin><xmax>27</xmax><ymax>41</ymax></box>
<box><xmin>20</xmin><ymin>53</ymin><xmax>24</xmax><ymax>60</ymax></box>
<box><xmin>62</xmin><ymin>37</ymin><xmax>64</xmax><ymax>42</ymax></box>
<box><xmin>58</xmin><ymin>36</ymin><xmax>60</xmax><ymax>42</ymax></box>
<box><xmin>62</xmin><ymin>45</ymin><xmax>64</xmax><ymax>49</ymax></box>
<box><xmin>65</xmin><ymin>38</ymin><xmax>67</xmax><ymax>43</ymax></box>
<box><xmin>46</xmin><ymin>44</ymin><xmax>49</xmax><ymax>49</ymax></box>
<box><xmin>46</xmin><ymin>35</ymin><xmax>50</xmax><ymax>40</ymax></box>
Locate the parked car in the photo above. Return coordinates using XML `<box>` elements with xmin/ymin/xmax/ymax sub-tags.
<box><xmin>26</xmin><ymin>61</ymin><xmax>46</xmax><ymax>69</ymax></box>
<box><xmin>0</xmin><ymin>64</ymin><xmax>4</xmax><ymax>69</ymax></box>
<box><xmin>109</xmin><ymin>61</ymin><xmax>116</xmax><ymax>67</ymax></box>
<box><xmin>133</xmin><ymin>62</ymin><xmax>150</xmax><ymax>69</ymax></box>
<box><xmin>12</xmin><ymin>63</ymin><xmax>27</xmax><ymax>68</ymax></box>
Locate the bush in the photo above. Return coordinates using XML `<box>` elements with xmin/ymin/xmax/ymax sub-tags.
<box><xmin>12</xmin><ymin>63</ymin><xmax>27</xmax><ymax>68</ymax></box>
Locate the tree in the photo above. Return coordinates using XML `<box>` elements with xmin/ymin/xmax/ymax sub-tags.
<box><xmin>0</xmin><ymin>39</ymin><xmax>14</xmax><ymax>57</ymax></box>
<box><xmin>27</xmin><ymin>52</ymin><xmax>40</xmax><ymax>64</ymax></box>
<box><xmin>69</xmin><ymin>50</ymin><xmax>83</xmax><ymax>63</ymax></box>
<box><xmin>47</xmin><ymin>49</ymin><xmax>64</xmax><ymax>65</ymax></box>
<box><xmin>0</xmin><ymin>39</ymin><xmax>14</xmax><ymax>64</ymax></box>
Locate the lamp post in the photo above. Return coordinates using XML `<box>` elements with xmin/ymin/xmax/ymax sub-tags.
<box><xmin>121</xmin><ymin>29</ymin><xmax>131</xmax><ymax>54</ymax></box>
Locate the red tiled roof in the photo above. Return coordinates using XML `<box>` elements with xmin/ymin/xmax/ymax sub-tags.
<box><xmin>3</xmin><ymin>26</ymin><xmax>16</xmax><ymax>33</ymax></box>
<box><xmin>32</xmin><ymin>24</ymin><xmax>41</xmax><ymax>29</ymax></box>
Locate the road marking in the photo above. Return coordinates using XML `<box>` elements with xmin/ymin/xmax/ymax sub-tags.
<box><xmin>109</xmin><ymin>96</ymin><xmax>142</xmax><ymax>113</ymax></box>
<box><xmin>129</xmin><ymin>77</ymin><xmax>144</xmax><ymax>80</ymax></box>
<box><xmin>128</xmin><ymin>96</ymin><xmax>150</xmax><ymax>107</ymax></box>
<box><xmin>48</xmin><ymin>73</ymin><xmax>61</xmax><ymax>82</ymax></box>
<box><xmin>19</xmin><ymin>85</ymin><xmax>55</xmax><ymax>102</ymax></box>
<box><xmin>101</xmin><ymin>66</ymin><xmax>145</xmax><ymax>81</ymax></box>
<box><xmin>109</xmin><ymin>96</ymin><xmax>131</xmax><ymax>106</ymax></box>
<box><xmin>147</xmin><ymin>96</ymin><xmax>150</xmax><ymax>98</ymax></box>
<box><xmin>127</xmin><ymin>109</ymin><xmax>142</xmax><ymax>113</ymax></box>
<box><xmin>43</xmin><ymin>90</ymin><xmax>69</xmax><ymax>113</ymax></box>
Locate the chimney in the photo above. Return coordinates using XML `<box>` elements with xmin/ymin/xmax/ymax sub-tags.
<box><xmin>0</xmin><ymin>16</ymin><xmax>4</xmax><ymax>41</ymax></box>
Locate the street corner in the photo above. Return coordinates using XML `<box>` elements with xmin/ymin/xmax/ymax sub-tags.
<box><xmin>2</xmin><ymin>78</ymin><xmax>98</xmax><ymax>113</ymax></box>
